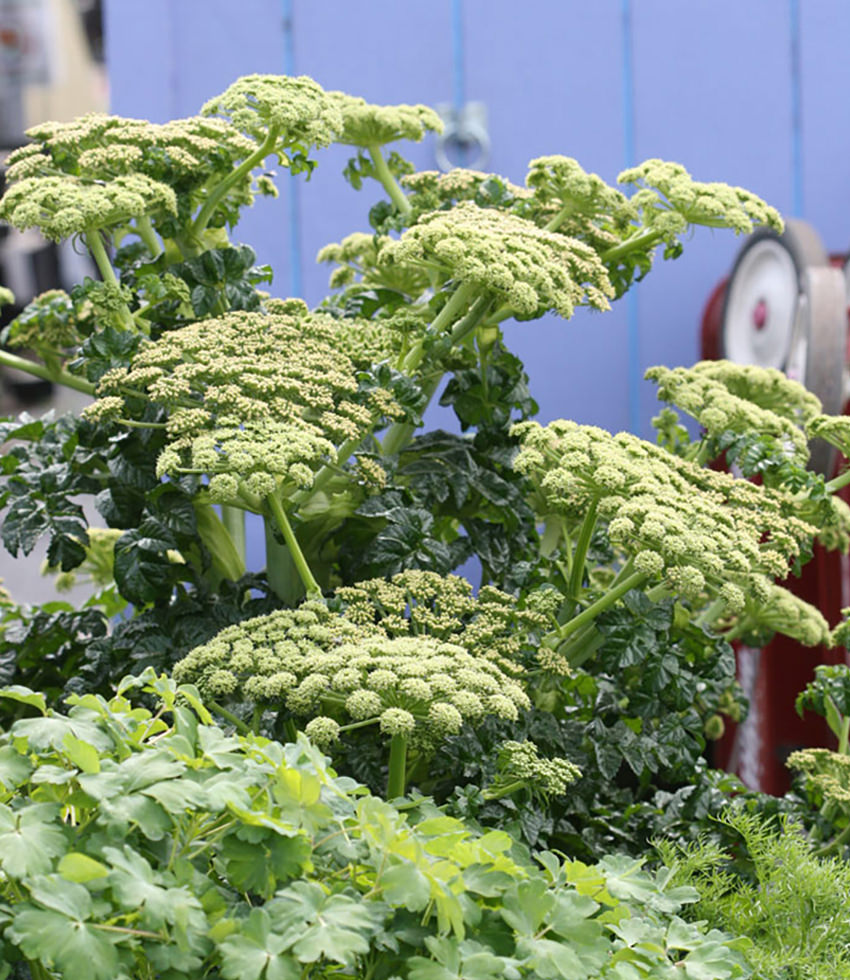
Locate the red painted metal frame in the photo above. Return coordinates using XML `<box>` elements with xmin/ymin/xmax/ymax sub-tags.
<box><xmin>701</xmin><ymin>270</ymin><xmax>849</xmax><ymax>794</ymax></box>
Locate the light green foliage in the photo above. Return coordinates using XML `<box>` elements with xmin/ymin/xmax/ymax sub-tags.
<box><xmin>0</xmin><ymin>172</ymin><xmax>177</xmax><ymax>240</ymax></box>
<box><xmin>0</xmin><ymin>673</ymin><xmax>750</xmax><ymax>980</ymax></box>
<box><xmin>647</xmin><ymin>360</ymin><xmax>820</xmax><ymax>462</ymax></box>
<box><xmin>379</xmin><ymin>201</ymin><xmax>615</xmax><ymax>317</ymax></box>
<box><xmin>657</xmin><ymin>809</ymin><xmax>850</xmax><ymax>980</ymax></box>
<box><xmin>618</xmin><ymin>159</ymin><xmax>784</xmax><ymax>237</ymax></box>
<box><xmin>201</xmin><ymin>73</ymin><xmax>343</xmax><ymax>151</ymax></box>
<box><xmin>329</xmin><ymin>91</ymin><xmax>443</xmax><ymax>146</ymax></box>
<box><xmin>0</xmin><ymin>286</ymin><xmax>13</xmax><ymax>308</ymax></box>
<box><xmin>89</xmin><ymin>308</ymin><xmax>401</xmax><ymax>502</ymax></box>
<box><xmin>515</xmin><ymin>418</ymin><xmax>816</xmax><ymax>607</ymax></box>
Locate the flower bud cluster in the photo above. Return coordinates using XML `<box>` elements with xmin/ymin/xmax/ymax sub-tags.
<box><xmin>745</xmin><ymin>582</ymin><xmax>832</xmax><ymax>648</ymax></box>
<box><xmin>334</xmin><ymin>570</ymin><xmax>548</xmax><ymax>674</ymax></box>
<box><xmin>807</xmin><ymin>415</ymin><xmax>850</xmax><ymax>457</ymax></box>
<box><xmin>91</xmin><ymin>309</ymin><xmax>401</xmax><ymax>496</ymax></box>
<box><xmin>0</xmin><ymin>173</ymin><xmax>177</xmax><ymax>241</ymax></box>
<box><xmin>317</xmin><ymin>232</ymin><xmax>431</xmax><ymax>297</ymax></box>
<box><xmin>618</xmin><ymin>159</ymin><xmax>783</xmax><ymax>236</ymax></box>
<box><xmin>201</xmin><ymin>74</ymin><xmax>343</xmax><ymax>149</ymax></box>
<box><xmin>496</xmin><ymin>739</ymin><xmax>582</xmax><ymax>796</ymax></box>
<box><xmin>514</xmin><ymin>418</ymin><xmax>817</xmax><ymax>606</ymax></box>
<box><xmin>3</xmin><ymin>289</ymin><xmax>78</xmax><ymax>352</ymax></box>
<box><xmin>173</xmin><ymin>595</ymin><xmax>530</xmax><ymax>753</ymax></box>
<box><xmin>377</xmin><ymin>202</ymin><xmax>615</xmax><ymax>319</ymax></box>
<box><xmin>523</xmin><ymin>155</ymin><xmax>637</xmax><ymax>252</ymax></box>
<box><xmin>328</xmin><ymin>92</ymin><xmax>442</xmax><ymax>147</ymax></box>
<box><xmin>787</xmin><ymin>748</ymin><xmax>850</xmax><ymax>808</ymax></box>
<box><xmin>647</xmin><ymin>361</ymin><xmax>819</xmax><ymax>461</ymax></box>
<box><xmin>5</xmin><ymin>113</ymin><xmax>254</xmax><ymax>189</ymax></box>
<box><xmin>400</xmin><ymin>168</ymin><xmax>530</xmax><ymax>218</ymax></box>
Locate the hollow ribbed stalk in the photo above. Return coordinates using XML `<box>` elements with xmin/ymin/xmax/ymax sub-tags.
<box><xmin>568</xmin><ymin>497</ymin><xmax>600</xmax><ymax>599</ymax></box>
<box><xmin>839</xmin><ymin>715</ymin><xmax>850</xmax><ymax>756</ymax></box>
<box><xmin>695</xmin><ymin>597</ymin><xmax>726</xmax><ymax>630</ymax></box>
<box><xmin>265</xmin><ymin>492</ymin><xmax>322</xmax><ymax>599</ymax></box>
<box><xmin>386</xmin><ymin>734</ymin><xmax>409</xmax><ymax>798</ymax></box>
<box><xmin>193</xmin><ymin>125</ymin><xmax>281</xmax><ymax>239</ymax></box>
<box><xmin>600</xmin><ymin>227</ymin><xmax>663</xmax><ymax>264</ymax></box>
<box><xmin>220</xmin><ymin>504</ymin><xmax>246</xmax><ymax>568</ymax></box>
<box><xmin>399</xmin><ymin>281</ymin><xmax>479</xmax><ymax>375</ymax></box>
<box><xmin>544</xmin><ymin>202</ymin><xmax>577</xmax><ymax>233</ymax></box>
<box><xmin>26</xmin><ymin>962</ymin><xmax>53</xmax><ymax>980</ymax></box>
<box><xmin>193</xmin><ymin>498</ymin><xmax>246</xmax><ymax>583</ymax></box>
<box><xmin>291</xmin><ymin>436</ymin><xmax>359</xmax><ymax>509</ymax></box>
<box><xmin>813</xmin><ymin>821</ymin><xmax>850</xmax><ymax>858</ymax></box>
<box><xmin>208</xmin><ymin>701</ymin><xmax>251</xmax><ymax>734</ymax></box>
<box><xmin>0</xmin><ymin>348</ymin><xmax>95</xmax><ymax>395</ymax></box>
<box><xmin>383</xmin><ymin>290</ymin><xmax>490</xmax><ymax>457</ymax></box>
<box><xmin>85</xmin><ymin>229</ymin><xmax>137</xmax><ymax>332</ymax></box>
<box><xmin>136</xmin><ymin>215</ymin><xmax>162</xmax><ymax>258</ymax></box>
<box><xmin>545</xmin><ymin>571</ymin><xmax>650</xmax><ymax>643</ymax></box>
<box><xmin>368</xmin><ymin>144</ymin><xmax>412</xmax><ymax>216</ymax></box>
<box><xmin>558</xmin><ymin>623</ymin><xmax>606</xmax><ymax>668</ymax></box>
<box><xmin>826</xmin><ymin>469</ymin><xmax>850</xmax><ymax>494</ymax></box>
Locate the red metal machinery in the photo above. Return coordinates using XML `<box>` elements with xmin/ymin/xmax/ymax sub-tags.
<box><xmin>701</xmin><ymin>220</ymin><xmax>850</xmax><ymax>794</ymax></box>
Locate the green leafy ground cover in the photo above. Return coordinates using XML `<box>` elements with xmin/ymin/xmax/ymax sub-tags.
<box><xmin>1</xmin><ymin>72</ymin><xmax>850</xmax><ymax>977</ymax></box>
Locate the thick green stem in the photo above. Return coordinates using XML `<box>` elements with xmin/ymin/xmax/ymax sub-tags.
<box><xmin>568</xmin><ymin>497</ymin><xmax>600</xmax><ymax>599</ymax></box>
<box><xmin>826</xmin><ymin>468</ymin><xmax>850</xmax><ymax>494</ymax></box>
<box><xmin>27</xmin><ymin>961</ymin><xmax>54</xmax><ymax>980</ymax></box>
<box><xmin>193</xmin><ymin>125</ymin><xmax>281</xmax><ymax>239</ymax></box>
<box><xmin>384</xmin><ymin>290</ymin><xmax>490</xmax><ymax>457</ymax></box>
<box><xmin>208</xmin><ymin>701</ymin><xmax>251</xmax><ymax>735</ymax></box>
<box><xmin>368</xmin><ymin>144</ymin><xmax>412</xmax><ymax>216</ymax></box>
<box><xmin>839</xmin><ymin>716</ymin><xmax>850</xmax><ymax>756</ymax></box>
<box><xmin>136</xmin><ymin>215</ymin><xmax>162</xmax><ymax>258</ymax></box>
<box><xmin>695</xmin><ymin>597</ymin><xmax>727</xmax><ymax>630</ymax></box>
<box><xmin>483</xmin><ymin>779</ymin><xmax>527</xmax><ymax>801</ymax></box>
<box><xmin>544</xmin><ymin>202</ymin><xmax>577</xmax><ymax>233</ymax></box>
<box><xmin>448</xmin><ymin>294</ymin><xmax>494</xmax><ymax>346</ymax></box>
<box><xmin>194</xmin><ymin>498</ymin><xmax>246</xmax><ymax>583</ymax></box>
<box><xmin>265</xmin><ymin>491</ymin><xmax>322</xmax><ymax>599</ymax></box>
<box><xmin>400</xmin><ymin>281</ymin><xmax>478</xmax><ymax>375</ymax></box>
<box><xmin>220</xmin><ymin>504</ymin><xmax>247</xmax><ymax>568</ymax></box>
<box><xmin>546</xmin><ymin>571</ymin><xmax>650</xmax><ymax>643</ymax></box>
<box><xmin>85</xmin><ymin>229</ymin><xmax>137</xmax><ymax>332</ymax></box>
<box><xmin>601</xmin><ymin>227</ymin><xmax>664</xmax><ymax>265</ymax></box>
<box><xmin>387</xmin><ymin>733</ymin><xmax>409</xmax><ymax>798</ymax></box>
<box><xmin>558</xmin><ymin>623</ymin><xmax>606</xmax><ymax>668</ymax></box>
<box><xmin>291</xmin><ymin>436</ymin><xmax>359</xmax><ymax>508</ymax></box>
<box><xmin>813</xmin><ymin>820</ymin><xmax>850</xmax><ymax>858</ymax></box>
<box><xmin>0</xmin><ymin>348</ymin><xmax>95</xmax><ymax>396</ymax></box>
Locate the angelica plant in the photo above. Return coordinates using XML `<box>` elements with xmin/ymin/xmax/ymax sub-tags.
<box><xmin>0</xmin><ymin>71</ymin><xmax>843</xmax><ymax>869</ymax></box>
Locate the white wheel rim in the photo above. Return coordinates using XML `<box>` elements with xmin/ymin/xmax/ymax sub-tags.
<box><xmin>723</xmin><ymin>239</ymin><xmax>799</xmax><ymax>370</ymax></box>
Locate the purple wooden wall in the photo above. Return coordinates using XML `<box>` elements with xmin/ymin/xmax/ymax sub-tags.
<box><xmin>103</xmin><ymin>1</ymin><xmax>850</xmax><ymax>437</ymax></box>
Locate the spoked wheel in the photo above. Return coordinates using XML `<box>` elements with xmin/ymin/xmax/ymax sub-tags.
<box><xmin>720</xmin><ymin>219</ymin><xmax>847</xmax><ymax>474</ymax></box>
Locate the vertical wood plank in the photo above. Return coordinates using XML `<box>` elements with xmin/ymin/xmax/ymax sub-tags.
<box><xmin>631</xmin><ymin>0</ymin><xmax>793</xmax><ymax>434</ymax></box>
<box><xmin>800</xmin><ymin>0</ymin><xmax>850</xmax><ymax>253</ymax></box>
